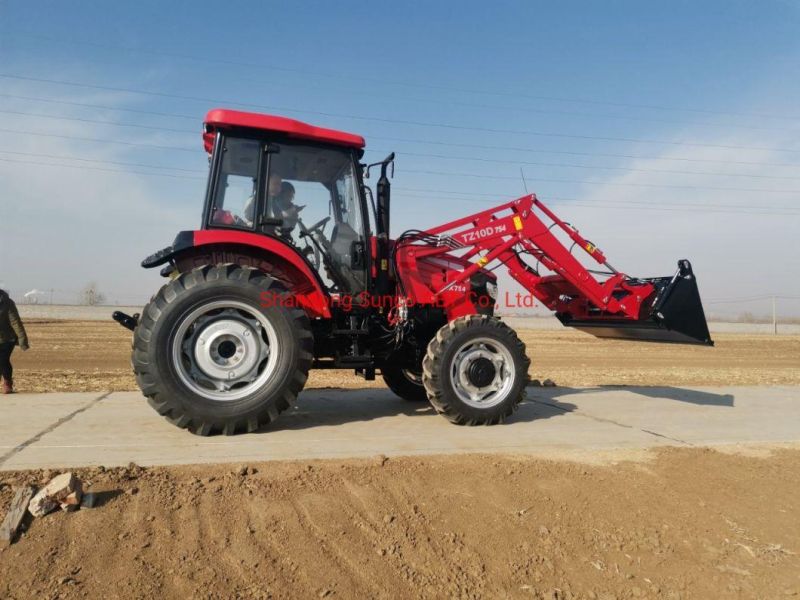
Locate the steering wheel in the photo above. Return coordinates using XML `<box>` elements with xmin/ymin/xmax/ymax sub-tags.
<box><xmin>300</xmin><ymin>216</ymin><xmax>330</xmax><ymax>235</ymax></box>
<box><xmin>298</xmin><ymin>216</ymin><xmax>331</xmax><ymax>270</ymax></box>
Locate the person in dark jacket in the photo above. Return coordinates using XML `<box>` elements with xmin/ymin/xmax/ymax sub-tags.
<box><xmin>0</xmin><ymin>289</ymin><xmax>29</xmax><ymax>394</ymax></box>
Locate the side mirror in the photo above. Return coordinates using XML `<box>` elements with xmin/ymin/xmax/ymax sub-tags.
<box><xmin>364</xmin><ymin>152</ymin><xmax>395</xmax><ymax>180</ymax></box>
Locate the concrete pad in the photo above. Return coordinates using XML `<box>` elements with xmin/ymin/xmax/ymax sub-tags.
<box><xmin>532</xmin><ymin>386</ymin><xmax>800</xmax><ymax>445</ymax></box>
<box><xmin>0</xmin><ymin>392</ymin><xmax>103</xmax><ymax>450</ymax></box>
<box><xmin>1</xmin><ymin>386</ymin><xmax>798</xmax><ymax>470</ymax></box>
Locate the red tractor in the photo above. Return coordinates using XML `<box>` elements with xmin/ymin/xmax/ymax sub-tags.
<box><xmin>114</xmin><ymin>109</ymin><xmax>712</xmax><ymax>436</ymax></box>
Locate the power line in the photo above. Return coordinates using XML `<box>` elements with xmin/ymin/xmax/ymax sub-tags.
<box><xmin>0</xmin><ymin>150</ymin><xmax>204</xmax><ymax>173</ymax></box>
<box><xmin>211</xmin><ymin>77</ymin><xmax>792</xmax><ymax>134</ymax></box>
<box><xmin>5</xmin><ymin>145</ymin><xmax>800</xmax><ymax>197</ymax></box>
<box><xmin>2</xmin><ymin>155</ymin><xmax>797</xmax><ymax>216</ymax></box>
<box><xmin>0</xmin><ymin>109</ymin><xmax>195</xmax><ymax>134</ymax></box>
<box><xmin>392</xmin><ymin>166</ymin><xmax>800</xmax><ymax>195</ymax></box>
<box><xmin>0</xmin><ymin>93</ymin><xmax>198</xmax><ymax>120</ymax></box>
<box><xmin>7</xmin><ymin>31</ymin><xmax>800</xmax><ymax>123</ymax></box>
<box><xmin>559</xmin><ymin>203</ymin><xmax>799</xmax><ymax>216</ymax></box>
<box><xmin>4</xmin><ymin>113</ymin><xmax>798</xmax><ymax>190</ymax></box>
<box><xmin>373</xmin><ymin>140</ymin><xmax>800</xmax><ymax>169</ymax></box>
<box><xmin>3</xmin><ymin>145</ymin><xmax>800</xmax><ymax>198</ymax></box>
<box><xmin>400</xmin><ymin>191</ymin><xmax>800</xmax><ymax>215</ymax></box>
<box><xmin>2</xmin><ymin>110</ymin><xmax>800</xmax><ymax>196</ymax></box>
<box><xmin>0</xmin><ymin>157</ymin><xmax>205</xmax><ymax>180</ymax></box>
<box><xmin>5</xmin><ymin>92</ymin><xmax>800</xmax><ymax>169</ymax></box>
<box><xmin>516</xmin><ymin>176</ymin><xmax>800</xmax><ymax>195</ymax></box>
<box><xmin>1</xmin><ymin>91</ymin><xmax>755</xmax><ymax>136</ymax></box>
<box><xmin>392</xmin><ymin>188</ymin><xmax>800</xmax><ymax>215</ymax></box>
<box><xmin>0</xmin><ymin>128</ymin><xmax>197</xmax><ymax>153</ymax></box>
<box><xmin>394</xmin><ymin>194</ymin><xmax>800</xmax><ymax>216</ymax></box>
<box><xmin>5</xmin><ymin>47</ymin><xmax>787</xmax><ymax>135</ymax></box>
<box><xmin>400</xmin><ymin>163</ymin><xmax>800</xmax><ymax>183</ymax></box>
<box><xmin>3</xmin><ymin>73</ymin><xmax>800</xmax><ymax>154</ymax></box>
<box><xmin>705</xmin><ymin>295</ymin><xmax>800</xmax><ymax>304</ymax></box>
<box><xmin>394</xmin><ymin>186</ymin><xmax>800</xmax><ymax>214</ymax></box>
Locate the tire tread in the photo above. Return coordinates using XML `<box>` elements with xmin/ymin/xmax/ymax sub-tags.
<box><xmin>422</xmin><ymin>315</ymin><xmax>530</xmax><ymax>425</ymax></box>
<box><xmin>132</xmin><ymin>264</ymin><xmax>313</xmax><ymax>436</ymax></box>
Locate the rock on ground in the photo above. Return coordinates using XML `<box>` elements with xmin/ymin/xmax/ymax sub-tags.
<box><xmin>28</xmin><ymin>473</ymin><xmax>82</xmax><ymax>518</ymax></box>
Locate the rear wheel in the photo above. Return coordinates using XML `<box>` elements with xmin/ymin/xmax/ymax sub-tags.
<box><xmin>132</xmin><ymin>264</ymin><xmax>313</xmax><ymax>436</ymax></box>
<box><xmin>382</xmin><ymin>364</ymin><xmax>428</xmax><ymax>402</ymax></box>
<box><xmin>422</xmin><ymin>315</ymin><xmax>529</xmax><ymax>425</ymax></box>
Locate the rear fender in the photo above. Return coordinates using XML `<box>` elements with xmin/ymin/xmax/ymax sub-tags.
<box><xmin>141</xmin><ymin>230</ymin><xmax>331</xmax><ymax>318</ymax></box>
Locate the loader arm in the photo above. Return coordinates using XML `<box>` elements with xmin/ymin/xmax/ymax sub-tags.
<box><xmin>395</xmin><ymin>194</ymin><xmax>712</xmax><ymax>345</ymax></box>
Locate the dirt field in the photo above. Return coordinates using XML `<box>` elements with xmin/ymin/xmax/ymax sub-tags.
<box><xmin>5</xmin><ymin>319</ymin><xmax>799</xmax><ymax>598</ymax></box>
<box><xmin>0</xmin><ymin>447</ymin><xmax>798</xmax><ymax>599</ymax></box>
<box><xmin>10</xmin><ymin>320</ymin><xmax>800</xmax><ymax>393</ymax></box>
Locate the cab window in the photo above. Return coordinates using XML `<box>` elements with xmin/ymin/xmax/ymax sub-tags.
<box><xmin>209</xmin><ymin>137</ymin><xmax>260</xmax><ymax>229</ymax></box>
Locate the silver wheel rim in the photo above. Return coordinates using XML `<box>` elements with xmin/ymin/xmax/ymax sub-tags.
<box><xmin>450</xmin><ymin>336</ymin><xmax>515</xmax><ymax>408</ymax></box>
<box><xmin>171</xmin><ymin>300</ymin><xmax>279</xmax><ymax>402</ymax></box>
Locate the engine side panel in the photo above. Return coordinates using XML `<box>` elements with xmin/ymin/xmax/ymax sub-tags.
<box><xmin>397</xmin><ymin>251</ymin><xmax>496</xmax><ymax>319</ymax></box>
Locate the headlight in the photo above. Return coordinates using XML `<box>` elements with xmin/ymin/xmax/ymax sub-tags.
<box><xmin>486</xmin><ymin>281</ymin><xmax>498</xmax><ymax>300</ymax></box>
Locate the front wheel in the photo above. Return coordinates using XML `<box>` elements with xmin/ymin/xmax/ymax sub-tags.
<box><xmin>132</xmin><ymin>265</ymin><xmax>313</xmax><ymax>436</ymax></box>
<box><xmin>422</xmin><ymin>315</ymin><xmax>529</xmax><ymax>425</ymax></box>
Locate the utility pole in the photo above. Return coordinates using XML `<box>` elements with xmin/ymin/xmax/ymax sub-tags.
<box><xmin>772</xmin><ymin>296</ymin><xmax>777</xmax><ymax>335</ymax></box>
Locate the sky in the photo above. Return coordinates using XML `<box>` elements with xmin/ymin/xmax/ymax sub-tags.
<box><xmin>0</xmin><ymin>0</ymin><xmax>799</xmax><ymax>318</ymax></box>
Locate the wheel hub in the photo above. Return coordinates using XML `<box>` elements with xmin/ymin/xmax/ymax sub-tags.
<box><xmin>451</xmin><ymin>337</ymin><xmax>515</xmax><ymax>408</ymax></box>
<box><xmin>172</xmin><ymin>302</ymin><xmax>278</xmax><ymax>402</ymax></box>
<box><xmin>467</xmin><ymin>357</ymin><xmax>496</xmax><ymax>388</ymax></box>
<box><xmin>192</xmin><ymin>318</ymin><xmax>262</xmax><ymax>382</ymax></box>
<box><xmin>217</xmin><ymin>340</ymin><xmax>237</xmax><ymax>359</ymax></box>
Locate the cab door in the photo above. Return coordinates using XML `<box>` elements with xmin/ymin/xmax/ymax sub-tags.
<box><xmin>262</xmin><ymin>141</ymin><xmax>369</xmax><ymax>294</ymax></box>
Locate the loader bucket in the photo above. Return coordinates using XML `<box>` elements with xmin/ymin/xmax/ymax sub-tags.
<box><xmin>558</xmin><ymin>260</ymin><xmax>714</xmax><ymax>346</ymax></box>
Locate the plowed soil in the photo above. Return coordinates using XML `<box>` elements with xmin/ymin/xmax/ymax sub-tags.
<box><xmin>1</xmin><ymin>447</ymin><xmax>799</xmax><ymax>599</ymax></box>
<box><xmin>10</xmin><ymin>320</ymin><xmax>800</xmax><ymax>393</ymax></box>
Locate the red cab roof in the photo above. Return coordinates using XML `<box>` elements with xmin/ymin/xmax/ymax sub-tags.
<box><xmin>203</xmin><ymin>108</ymin><xmax>365</xmax><ymax>153</ymax></box>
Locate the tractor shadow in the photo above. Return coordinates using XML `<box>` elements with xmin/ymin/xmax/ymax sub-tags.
<box><xmin>270</xmin><ymin>387</ymin><xmax>576</xmax><ymax>432</ymax></box>
<box><xmin>530</xmin><ymin>385</ymin><xmax>735</xmax><ymax>408</ymax></box>
<box><xmin>269</xmin><ymin>385</ymin><xmax>733</xmax><ymax>433</ymax></box>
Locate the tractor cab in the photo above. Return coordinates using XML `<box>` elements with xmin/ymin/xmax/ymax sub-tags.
<box><xmin>201</xmin><ymin>109</ymin><xmax>380</xmax><ymax>296</ymax></box>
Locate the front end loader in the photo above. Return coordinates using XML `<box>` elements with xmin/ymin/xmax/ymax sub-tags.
<box><xmin>115</xmin><ymin>108</ymin><xmax>712</xmax><ymax>435</ymax></box>
<box><xmin>395</xmin><ymin>193</ymin><xmax>712</xmax><ymax>347</ymax></box>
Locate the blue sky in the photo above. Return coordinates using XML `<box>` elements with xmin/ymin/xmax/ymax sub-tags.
<box><xmin>0</xmin><ymin>1</ymin><xmax>799</xmax><ymax>316</ymax></box>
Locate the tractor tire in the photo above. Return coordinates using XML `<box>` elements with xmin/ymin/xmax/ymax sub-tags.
<box><xmin>132</xmin><ymin>264</ymin><xmax>313</xmax><ymax>436</ymax></box>
<box><xmin>382</xmin><ymin>364</ymin><xmax>428</xmax><ymax>402</ymax></box>
<box><xmin>422</xmin><ymin>315</ymin><xmax>530</xmax><ymax>425</ymax></box>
